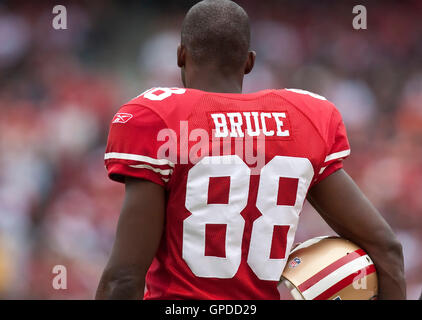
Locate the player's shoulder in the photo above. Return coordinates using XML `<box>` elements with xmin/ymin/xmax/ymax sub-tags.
<box><xmin>133</xmin><ymin>86</ymin><xmax>187</xmax><ymax>100</ymax></box>
<box><xmin>277</xmin><ymin>88</ymin><xmax>335</xmax><ymax>111</ymax></box>
<box><xmin>110</xmin><ymin>87</ymin><xmax>183</xmax><ymax>128</ymax></box>
<box><xmin>118</xmin><ymin>87</ymin><xmax>199</xmax><ymax>124</ymax></box>
<box><xmin>126</xmin><ymin>87</ymin><xmax>195</xmax><ymax>109</ymax></box>
<box><xmin>276</xmin><ymin>88</ymin><xmax>340</xmax><ymax>124</ymax></box>
<box><xmin>270</xmin><ymin>88</ymin><xmax>346</xmax><ymax>143</ymax></box>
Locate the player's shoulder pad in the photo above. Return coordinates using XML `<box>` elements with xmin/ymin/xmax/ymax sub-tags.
<box><xmin>111</xmin><ymin>87</ymin><xmax>189</xmax><ymax>128</ymax></box>
<box><xmin>280</xmin><ymin>88</ymin><xmax>329</xmax><ymax>104</ymax></box>
<box><xmin>123</xmin><ymin>87</ymin><xmax>191</xmax><ymax>126</ymax></box>
<box><xmin>277</xmin><ymin>88</ymin><xmax>342</xmax><ymax>139</ymax></box>
<box><xmin>110</xmin><ymin>103</ymin><xmax>162</xmax><ymax>127</ymax></box>
<box><xmin>128</xmin><ymin>87</ymin><xmax>187</xmax><ymax>106</ymax></box>
<box><xmin>283</xmin><ymin>88</ymin><xmax>327</xmax><ymax>99</ymax></box>
<box><xmin>279</xmin><ymin>88</ymin><xmax>337</xmax><ymax>116</ymax></box>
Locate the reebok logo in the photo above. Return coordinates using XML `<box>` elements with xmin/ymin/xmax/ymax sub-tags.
<box><xmin>112</xmin><ymin>113</ymin><xmax>133</xmax><ymax>124</ymax></box>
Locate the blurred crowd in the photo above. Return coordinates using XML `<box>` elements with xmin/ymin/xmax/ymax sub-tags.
<box><xmin>0</xmin><ymin>0</ymin><xmax>421</xmax><ymax>299</ymax></box>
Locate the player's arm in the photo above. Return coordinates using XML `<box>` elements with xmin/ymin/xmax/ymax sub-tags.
<box><xmin>96</xmin><ymin>102</ymin><xmax>171</xmax><ymax>299</ymax></box>
<box><xmin>95</xmin><ymin>177</ymin><xmax>165</xmax><ymax>299</ymax></box>
<box><xmin>307</xmin><ymin>169</ymin><xmax>406</xmax><ymax>300</ymax></box>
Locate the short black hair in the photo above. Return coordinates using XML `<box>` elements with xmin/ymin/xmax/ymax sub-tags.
<box><xmin>181</xmin><ymin>0</ymin><xmax>251</xmax><ymax>72</ymax></box>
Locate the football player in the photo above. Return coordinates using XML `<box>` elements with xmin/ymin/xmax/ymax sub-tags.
<box><xmin>95</xmin><ymin>0</ymin><xmax>405</xmax><ymax>300</ymax></box>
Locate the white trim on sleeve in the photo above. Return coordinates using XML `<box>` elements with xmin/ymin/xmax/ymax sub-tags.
<box><xmin>129</xmin><ymin>164</ymin><xmax>173</xmax><ymax>176</ymax></box>
<box><xmin>319</xmin><ymin>166</ymin><xmax>327</xmax><ymax>175</ymax></box>
<box><xmin>105</xmin><ymin>152</ymin><xmax>175</xmax><ymax>168</ymax></box>
<box><xmin>324</xmin><ymin>149</ymin><xmax>351</xmax><ymax>163</ymax></box>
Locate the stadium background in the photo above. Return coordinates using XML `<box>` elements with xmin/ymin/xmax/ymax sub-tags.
<box><xmin>0</xmin><ymin>0</ymin><xmax>421</xmax><ymax>299</ymax></box>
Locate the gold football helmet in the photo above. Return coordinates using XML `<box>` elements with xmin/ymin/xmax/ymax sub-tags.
<box><xmin>278</xmin><ymin>236</ymin><xmax>378</xmax><ymax>300</ymax></box>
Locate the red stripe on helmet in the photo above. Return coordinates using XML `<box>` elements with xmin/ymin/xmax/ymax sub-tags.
<box><xmin>298</xmin><ymin>248</ymin><xmax>366</xmax><ymax>292</ymax></box>
<box><xmin>312</xmin><ymin>264</ymin><xmax>376</xmax><ymax>300</ymax></box>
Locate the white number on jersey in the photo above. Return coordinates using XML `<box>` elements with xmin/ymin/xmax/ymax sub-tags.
<box><xmin>285</xmin><ymin>88</ymin><xmax>327</xmax><ymax>101</ymax></box>
<box><xmin>183</xmin><ymin>155</ymin><xmax>314</xmax><ymax>281</ymax></box>
<box><xmin>139</xmin><ymin>87</ymin><xmax>186</xmax><ymax>101</ymax></box>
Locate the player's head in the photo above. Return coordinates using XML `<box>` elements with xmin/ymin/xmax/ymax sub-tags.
<box><xmin>178</xmin><ymin>0</ymin><xmax>256</xmax><ymax>87</ymax></box>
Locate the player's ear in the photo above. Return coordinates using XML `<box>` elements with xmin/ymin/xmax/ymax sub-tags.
<box><xmin>177</xmin><ymin>44</ymin><xmax>186</xmax><ymax>68</ymax></box>
<box><xmin>244</xmin><ymin>50</ymin><xmax>256</xmax><ymax>75</ymax></box>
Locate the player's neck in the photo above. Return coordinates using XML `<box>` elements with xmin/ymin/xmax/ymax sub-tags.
<box><xmin>184</xmin><ymin>68</ymin><xmax>244</xmax><ymax>94</ymax></box>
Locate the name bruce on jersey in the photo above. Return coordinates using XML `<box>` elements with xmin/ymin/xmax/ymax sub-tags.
<box><xmin>155</xmin><ymin>111</ymin><xmax>290</xmax><ymax>171</ymax></box>
<box><xmin>211</xmin><ymin>111</ymin><xmax>290</xmax><ymax>138</ymax></box>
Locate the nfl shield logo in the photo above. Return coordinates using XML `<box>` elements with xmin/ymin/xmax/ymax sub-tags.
<box><xmin>289</xmin><ymin>257</ymin><xmax>301</xmax><ymax>268</ymax></box>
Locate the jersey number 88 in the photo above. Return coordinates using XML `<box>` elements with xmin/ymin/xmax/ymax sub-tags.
<box><xmin>183</xmin><ymin>155</ymin><xmax>314</xmax><ymax>281</ymax></box>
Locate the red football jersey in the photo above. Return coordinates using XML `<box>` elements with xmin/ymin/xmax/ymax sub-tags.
<box><xmin>104</xmin><ymin>87</ymin><xmax>350</xmax><ymax>299</ymax></box>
